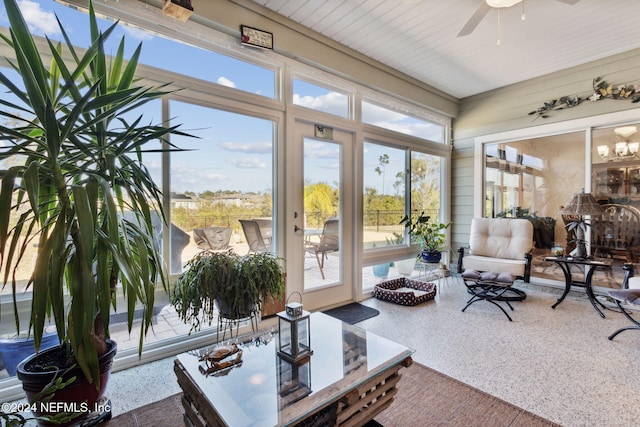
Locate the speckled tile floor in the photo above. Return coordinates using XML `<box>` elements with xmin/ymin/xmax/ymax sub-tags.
<box><xmin>106</xmin><ymin>277</ymin><xmax>639</xmax><ymax>427</ymax></box>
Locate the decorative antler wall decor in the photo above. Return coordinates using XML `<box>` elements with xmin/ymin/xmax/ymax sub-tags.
<box><xmin>529</xmin><ymin>77</ymin><xmax>640</xmax><ymax>120</ymax></box>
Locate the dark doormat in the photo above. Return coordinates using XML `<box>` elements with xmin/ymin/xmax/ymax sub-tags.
<box><xmin>322</xmin><ymin>302</ymin><xmax>380</xmax><ymax>324</ymax></box>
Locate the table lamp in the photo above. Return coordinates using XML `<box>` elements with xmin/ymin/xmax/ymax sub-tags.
<box><xmin>559</xmin><ymin>189</ymin><xmax>605</xmax><ymax>259</ymax></box>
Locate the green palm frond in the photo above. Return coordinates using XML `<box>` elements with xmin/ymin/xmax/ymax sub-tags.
<box><xmin>0</xmin><ymin>0</ymin><xmax>193</xmax><ymax>387</ymax></box>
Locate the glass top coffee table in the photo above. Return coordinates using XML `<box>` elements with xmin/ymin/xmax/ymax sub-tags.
<box><xmin>174</xmin><ymin>311</ymin><xmax>413</xmax><ymax>426</ymax></box>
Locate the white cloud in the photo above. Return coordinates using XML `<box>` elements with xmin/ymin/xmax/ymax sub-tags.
<box><xmin>230</xmin><ymin>156</ymin><xmax>266</xmax><ymax>169</ymax></box>
<box><xmin>217</xmin><ymin>76</ymin><xmax>236</xmax><ymax>88</ymax></box>
<box><xmin>122</xmin><ymin>25</ymin><xmax>153</xmax><ymax>42</ymax></box>
<box><xmin>220</xmin><ymin>141</ymin><xmax>272</xmax><ymax>154</ymax></box>
<box><xmin>293</xmin><ymin>91</ymin><xmax>346</xmax><ymax>115</ymax></box>
<box><xmin>361</xmin><ymin>102</ymin><xmax>406</xmax><ymax>124</ymax></box>
<box><xmin>304</xmin><ymin>142</ymin><xmax>339</xmax><ymax>160</ymax></box>
<box><xmin>18</xmin><ymin>0</ymin><xmax>60</xmax><ymax>36</ymax></box>
<box><xmin>169</xmin><ymin>164</ymin><xmax>227</xmax><ymax>193</ymax></box>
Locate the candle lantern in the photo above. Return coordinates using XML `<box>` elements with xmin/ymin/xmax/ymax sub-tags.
<box><xmin>286</xmin><ymin>301</ymin><xmax>303</xmax><ymax>317</ymax></box>
<box><xmin>277</xmin><ymin>292</ymin><xmax>313</xmax><ymax>363</ymax></box>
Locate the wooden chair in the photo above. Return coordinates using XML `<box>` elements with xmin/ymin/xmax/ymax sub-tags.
<box><xmin>306</xmin><ymin>218</ymin><xmax>339</xmax><ymax>280</ymax></box>
<box><xmin>591</xmin><ymin>204</ymin><xmax>640</xmax><ymax>262</ymax></box>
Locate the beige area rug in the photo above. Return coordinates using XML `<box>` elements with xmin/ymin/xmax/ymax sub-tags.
<box><xmin>106</xmin><ymin>362</ymin><xmax>559</xmax><ymax>427</ymax></box>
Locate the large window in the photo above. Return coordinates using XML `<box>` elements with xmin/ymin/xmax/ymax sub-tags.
<box><xmin>0</xmin><ymin>67</ymin><xmax>28</xmax><ymax>298</ymax></box>
<box><xmin>411</xmin><ymin>151</ymin><xmax>442</xmax><ymax>220</ymax></box>
<box><xmin>362</xmin><ymin>100</ymin><xmax>445</xmax><ymax>143</ymax></box>
<box><xmin>293</xmin><ymin>79</ymin><xmax>350</xmax><ymax>118</ymax></box>
<box><xmin>33</xmin><ymin>1</ymin><xmax>277</xmax><ymax>98</ymax></box>
<box><xmin>362</xmin><ymin>141</ymin><xmax>444</xmax><ymax>288</ymax></box>
<box><xmin>362</xmin><ymin>142</ymin><xmax>406</xmax><ymax>249</ymax></box>
<box><xmin>168</xmin><ymin>101</ymin><xmax>276</xmax><ymax>274</ymax></box>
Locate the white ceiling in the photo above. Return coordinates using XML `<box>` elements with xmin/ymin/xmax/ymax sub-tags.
<box><xmin>249</xmin><ymin>0</ymin><xmax>640</xmax><ymax>99</ymax></box>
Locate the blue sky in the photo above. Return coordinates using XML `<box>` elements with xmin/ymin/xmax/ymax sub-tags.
<box><xmin>0</xmin><ymin>1</ymin><xmax>443</xmax><ymax>195</ymax></box>
<box><xmin>0</xmin><ymin>0</ymin><xmax>279</xmax><ymax>194</ymax></box>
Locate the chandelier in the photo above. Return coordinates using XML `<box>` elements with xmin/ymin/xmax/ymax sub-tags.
<box><xmin>597</xmin><ymin>126</ymin><xmax>639</xmax><ymax>161</ymax></box>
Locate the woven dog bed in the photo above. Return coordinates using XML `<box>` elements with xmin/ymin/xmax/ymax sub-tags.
<box><xmin>373</xmin><ymin>277</ymin><xmax>437</xmax><ymax>306</ymax></box>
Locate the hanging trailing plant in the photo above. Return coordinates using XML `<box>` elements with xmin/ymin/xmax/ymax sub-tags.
<box><xmin>171</xmin><ymin>250</ymin><xmax>285</xmax><ymax>332</ymax></box>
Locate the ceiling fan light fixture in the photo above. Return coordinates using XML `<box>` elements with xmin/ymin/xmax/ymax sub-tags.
<box><xmin>486</xmin><ymin>0</ymin><xmax>522</xmax><ymax>7</ymax></box>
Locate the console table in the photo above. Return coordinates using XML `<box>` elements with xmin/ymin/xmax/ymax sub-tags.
<box><xmin>174</xmin><ymin>312</ymin><xmax>413</xmax><ymax>426</ymax></box>
<box><xmin>544</xmin><ymin>256</ymin><xmax>613</xmax><ymax>318</ymax></box>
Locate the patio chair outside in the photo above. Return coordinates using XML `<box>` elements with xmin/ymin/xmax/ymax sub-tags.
<box><xmin>306</xmin><ymin>218</ymin><xmax>339</xmax><ymax>280</ymax></box>
<box><xmin>193</xmin><ymin>226</ymin><xmax>232</xmax><ymax>251</ymax></box>
<box><xmin>253</xmin><ymin>218</ymin><xmax>273</xmax><ymax>246</ymax></box>
<box><xmin>239</xmin><ymin>219</ymin><xmax>271</xmax><ymax>253</ymax></box>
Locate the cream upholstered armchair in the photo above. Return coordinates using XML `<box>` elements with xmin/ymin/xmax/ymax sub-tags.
<box><xmin>457</xmin><ymin>218</ymin><xmax>535</xmax><ymax>282</ymax></box>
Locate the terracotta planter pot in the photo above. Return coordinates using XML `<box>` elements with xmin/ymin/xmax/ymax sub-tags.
<box><xmin>17</xmin><ymin>339</ymin><xmax>117</xmax><ymax>426</ymax></box>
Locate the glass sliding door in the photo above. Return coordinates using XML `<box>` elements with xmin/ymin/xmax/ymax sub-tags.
<box><xmin>590</xmin><ymin>123</ymin><xmax>640</xmax><ymax>281</ymax></box>
<box><xmin>481</xmin><ymin>132</ymin><xmax>631</xmax><ymax>288</ymax></box>
<box><xmin>303</xmin><ymin>138</ymin><xmax>342</xmax><ymax>285</ymax></box>
<box><xmin>287</xmin><ymin>121</ymin><xmax>354</xmax><ymax>310</ymax></box>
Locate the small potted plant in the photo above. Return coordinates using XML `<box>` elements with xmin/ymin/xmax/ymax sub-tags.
<box><xmin>565</xmin><ymin>218</ymin><xmax>590</xmax><ymax>259</ymax></box>
<box><xmin>400</xmin><ymin>212</ymin><xmax>451</xmax><ymax>263</ymax></box>
<box><xmin>171</xmin><ymin>250</ymin><xmax>286</xmax><ymax>332</ymax></box>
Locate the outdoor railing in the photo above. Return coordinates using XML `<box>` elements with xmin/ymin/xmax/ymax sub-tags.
<box><xmin>173</xmin><ymin>209</ymin><xmax>440</xmax><ymax>233</ymax></box>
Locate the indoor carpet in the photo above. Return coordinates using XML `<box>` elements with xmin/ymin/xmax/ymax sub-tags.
<box><xmin>105</xmin><ymin>362</ymin><xmax>559</xmax><ymax>427</ymax></box>
<box><xmin>322</xmin><ymin>302</ymin><xmax>380</xmax><ymax>324</ymax></box>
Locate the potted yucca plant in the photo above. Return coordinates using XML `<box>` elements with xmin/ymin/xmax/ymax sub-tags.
<box><xmin>0</xmin><ymin>0</ymin><xmax>189</xmax><ymax>422</ymax></box>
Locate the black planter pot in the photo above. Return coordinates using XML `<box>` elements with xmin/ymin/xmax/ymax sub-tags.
<box><xmin>421</xmin><ymin>250</ymin><xmax>442</xmax><ymax>263</ymax></box>
<box><xmin>17</xmin><ymin>339</ymin><xmax>117</xmax><ymax>426</ymax></box>
<box><xmin>215</xmin><ymin>298</ymin><xmax>257</xmax><ymax>320</ymax></box>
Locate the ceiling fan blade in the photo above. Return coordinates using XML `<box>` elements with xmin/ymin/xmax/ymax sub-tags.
<box><xmin>457</xmin><ymin>2</ymin><xmax>492</xmax><ymax>37</ymax></box>
<box><xmin>556</xmin><ymin>0</ymin><xmax>580</xmax><ymax>4</ymax></box>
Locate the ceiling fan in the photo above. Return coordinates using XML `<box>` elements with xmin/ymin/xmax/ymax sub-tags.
<box><xmin>457</xmin><ymin>0</ymin><xmax>580</xmax><ymax>37</ymax></box>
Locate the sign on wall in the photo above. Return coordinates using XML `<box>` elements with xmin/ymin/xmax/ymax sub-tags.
<box><xmin>241</xmin><ymin>25</ymin><xmax>274</xmax><ymax>50</ymax></box>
